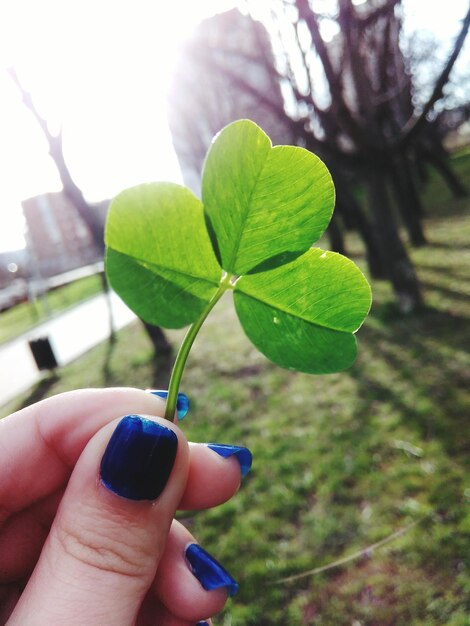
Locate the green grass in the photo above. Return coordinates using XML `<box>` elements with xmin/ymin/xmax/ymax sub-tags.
<box><xmin>0</xmin><ymin>273</ymin><xmax>103</xmax><ymax>345</ymax></box>
<box><xmin>1</xmin><ymin>158</ymin><xmax>470</xmax><ymax>625</ymax></box>
<box><xmin>421</xmin><ymin>151</ymin><xmax>470</xmax><ymax>218</ymax></box>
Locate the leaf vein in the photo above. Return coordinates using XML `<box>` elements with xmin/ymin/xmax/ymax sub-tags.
<box><xmin>236</xmin><ymin>291</ymin><xmax>356</xmax><ymax>334</ymax></box>
<box><xmin>110</xmin><ymin>248</ymin><xmax>221</xmax><ymax>287</ymax></box>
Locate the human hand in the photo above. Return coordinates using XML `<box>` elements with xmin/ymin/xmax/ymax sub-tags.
<box><xmin>0</xmin><ymin>388</ymin><xmax>251</xmax><ymax>625</ymax></box>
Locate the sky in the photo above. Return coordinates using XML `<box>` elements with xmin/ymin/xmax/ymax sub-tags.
<box><xmin>0</xmin><ymin>0</ymin><xmax>240</xmax><ymax>252</ymax></box>
<box><xmin>0</xmin><ymin>0</ymin><xmax>469</xmax><ymax>253</ymax></box>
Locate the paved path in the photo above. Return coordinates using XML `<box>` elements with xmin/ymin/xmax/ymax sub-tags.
<box><xmin>0</xmin><ymin>292</ymin><xmax>135</xmax><ymax>408</ymax></box>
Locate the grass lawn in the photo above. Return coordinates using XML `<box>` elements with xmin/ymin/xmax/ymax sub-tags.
<box><xmin>0</xmin><ymin>273</ymin><xmax>103</xmax><ymax>345</ymax></box>
<box><xmin>1</xmin><ymin>159</ymin><xmax>469</xmax><ymax>625</ymax></box>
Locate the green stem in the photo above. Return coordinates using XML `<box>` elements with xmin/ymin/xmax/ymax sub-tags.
<box><xmin>164</xmin><ymin>277</ymin><xmax>232</xmax><ymax>421</ymax></box>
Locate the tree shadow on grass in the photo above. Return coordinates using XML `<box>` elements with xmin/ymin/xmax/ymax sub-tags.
<box><xmin>100</xmin><ymin>334</ymin><xmax>174</xmax><ymax>390</ymax></box>
<box><xmin>418</xmin><ymin>262</ymin><xmax>470</xmax><ymax>282</ymax></box>
<box><xmin>424</xmin><ymin>239</ymin><xmax>470</xmax><ymax>251</ymax></box>
<box><xmin>102</xmin><ymin>333</ymin><xmax>118</xmax><ymax>385</ymax></box>
<box><xmin>18</xmin><ymin>371</ymin><xmax>60</xmax><ymax>410</ymax></box>
<box><xmin>350</xmin><ymin>306</ymin><xmax>470</xmax><ymax>460</ymax></box>
<box><xmin>421</xmin><ymin>281</ymin><xmax>470</xmax><ymax>307</ymax></box>
<box><xmin>150</xmin><ymin>351</ymin><xmax>175</xmax><ymax>389</ymax></box>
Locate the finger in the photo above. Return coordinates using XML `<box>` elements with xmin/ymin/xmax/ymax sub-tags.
<box><xmin>0</xmin><ymin>487</ymin><xmax>64</xmax><ymax>582</ymax></box>
<box><xmin>179</xmin><ymin>442</ymin><xmax>252</xmax><ymax>510</ymax></box>
<box><xmin>8</xmin><ymin>414</ymin><xmax>189</xmax><ymax>626</ymax></box>
<box><xmin>0</xmin><ymin>584</ymin><xmax>21</xmax><ymax>624</ymax></box>
<box><xmin>146</xmin><ymin>390</ymin><xmax>190</xmax><ymax>421</ymax></box>
<box><xmin>138</xmin><ymin>593</ymin><xmax>213</xmax><ymax>626</ymax></box>
<box><xmin>0</xmin><ymin>442</ymin><xmax>251</xmax><ymax>583</ymax></box>
<box><xmin>0</xmin><ymin>388</ymin><xmax>171</xmax><ymax>516</ymax></box>
<box><xmin>155</xmin><ymin>519</ymin><xmax>237</xmax><ymax>622</ymax></box>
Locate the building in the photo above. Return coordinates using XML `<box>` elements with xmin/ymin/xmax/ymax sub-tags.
<box><xmin>22</xmin><ymin>191</ymin><xmax>107</xmax><ymax>278</ymax></box>
<box><xmin>168</xmin><ymin>8</ymin><xmax>293</xmax><ymax>195</ymax></box>
<box><xmin>0</xmin><ymin>249</ymin><xmax>27</xmax><ymax>288</ymax></box>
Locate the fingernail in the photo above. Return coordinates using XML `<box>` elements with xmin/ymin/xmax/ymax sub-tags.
<box><xmin>185</xmin><ymin>543</ymin><xmax>238</xmax><ymax>597</ymax></box>
<box><xmin>196</xmin><ymin>622</ymin><xmax>210</xmax><ymax>626</ymax></box>
<box><xmin>100</xmin><ymin>415</ymin><xmax>178</xmax><ymax>500</ymax></box>
<box><xmin>207</xmin><ymin>444</ymin><xmax>252</xmax><ymax>478</ymax></box>
<box><xmin>147</xmin><ymin>389</ymin><xmax>190</xmax><ymax>420</ymax></box>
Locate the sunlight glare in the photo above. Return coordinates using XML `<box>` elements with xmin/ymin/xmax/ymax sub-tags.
<box><xmin>0</xmin><ymin>0</ymin><xmax>238</xmax><ymax>251</ymax></box>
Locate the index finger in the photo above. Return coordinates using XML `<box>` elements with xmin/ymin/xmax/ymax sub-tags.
<box><xmin>0</xmin><ymin>388</ymin><xmax>168</xmax><ymax>516</ymax></box>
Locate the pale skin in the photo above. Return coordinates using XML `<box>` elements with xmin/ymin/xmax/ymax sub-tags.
<box><xmin>0</xmin><ymin>388</ymin><xmax>243</xmax><ymax>625</ymax></box>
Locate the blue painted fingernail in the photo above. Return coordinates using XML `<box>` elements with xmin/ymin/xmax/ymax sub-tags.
<box><xmin>207</xmin><ymin>444</ymin><xmax>252</xmax><ymax>478</ymax></box>
<box><xmin>100</xmin><ymin>415</ymin><xmax>178</xmax><ymax>500</ymax></box>
<box><xmin>185</xmin><ymin>543</ymin><xmax>238</xmax><ymax>597</ymax></box>
<box><xmin>196</xmin><ymin>622</ymin><xmax>210</xmax><ymax>626</ymax></box>
<box><xmin>147</xmin><ymin>389</ymin><xmax>190</xmax><ymax>420</ymax></box>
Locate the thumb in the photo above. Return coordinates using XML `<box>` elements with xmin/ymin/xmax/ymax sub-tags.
<box><xmin>9</xmin><ymin>414</ymin><xmax>189</xmax><ymax>626</ymax></box>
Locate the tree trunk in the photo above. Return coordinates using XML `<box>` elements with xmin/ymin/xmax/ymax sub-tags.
<box><xmin>335</xmin><ymin>180</ymin><xmax>387</xmax><ymax>279</ymax></box>
<box><xmin>142</xmin><ymin>322</ymin><xmax>172</xmax><ymax>356</ymax></box>
<box><xmin>327</xmin><ymin>213</ymin><xmax>346</xmax><ymax>254</ymax></box>
<box><xmin>422</xmin><ymin>145</ymin><xmax>467</xmax><ymax>198</ymax></box>
<box><xmin>9</xmin><ymin>70</ymin><xmax>172</xmax><ymax>360</ymax></box>
<box><xmin>367</xmin><ymin>168</ymin><xmax>423</xmax><ymax>313</ymax></box>
<box><xmin>99</xmin><ymin>271</ymin><xmax>116</xmax><ymax>341</ymax></box>
<box><xmin>414</xmin><ymin>150</ymin><xmax>429</xmax><ymax>185</ymax></box>
<box><xmin>390</xmin><ymin>157</ymin><xmax>427</xmax><ymax>247</ymax></box>
<box><xmin>353</xmin><ymin>205</ymin><xmax>388</xmax><ymax>280</ymax></box>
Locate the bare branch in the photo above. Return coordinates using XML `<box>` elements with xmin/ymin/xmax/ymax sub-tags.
<box><xmin>294</xmin><ymin>0</ymin><xmax>375</xmax><ymax>148</ymax></box>
<box><xmin>295</xmin><ymin>0</ymin><xmax>342</xmax><ymax>101</ymax></box>
<box><xmin>399</xmin><ymin>4</ymin><xmax>470</xmax><ymax>145</ymax></box>
<box><xmin>359</xmin><ymin>0</ymin><xmax>401</xmax><ymax>29</ymax></box>
<box><xmin>8</xmin><ymin>67</ymin><xmax>104</xmax><ymax>249</ymax></box>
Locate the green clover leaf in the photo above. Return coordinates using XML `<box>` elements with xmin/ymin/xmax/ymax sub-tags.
<box><xmin>105</xmin><ymin>120</ymin><xmax>371</xmax><ymax>419</ymax></box>
<box><xmin>202</xmin><ymin>120</ymin><xmax>335</xmax><ymax>274</ymax></box>
<box><xmin>105</xmin><ymin>182</ymin><xmax>221</xmax><ymax>328</ymax></box>
<box><xmin>234</xmin><ymin>248</ymin><xmax>371</xmax><ymax>374</ymax></box>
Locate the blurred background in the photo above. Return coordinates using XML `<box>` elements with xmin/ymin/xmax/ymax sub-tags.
<box><xmin>1</xmin><ymin>1</ymin><xmax>469</xmax><ymax>624</ymax></box>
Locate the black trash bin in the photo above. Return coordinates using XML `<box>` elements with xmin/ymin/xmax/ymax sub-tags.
<box><xmin>28</xmin><ymin>336</ymin><xmax>58</xmax><ymax>371</ymax></box>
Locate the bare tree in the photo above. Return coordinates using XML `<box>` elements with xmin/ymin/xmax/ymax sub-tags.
<box><xmin>168</xmin><ymin>1</ymin><xmax>470</xmax><ymax>312</ymax></box>
<box><xmin>168</xmin><ymin>8</ymin><xmax>295</xmax><ymax>196</ymax></box>
<box><xmin>9</xmin><ymin>69</ymin><xmax>172</xmax><ymax>356</ymax></box>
